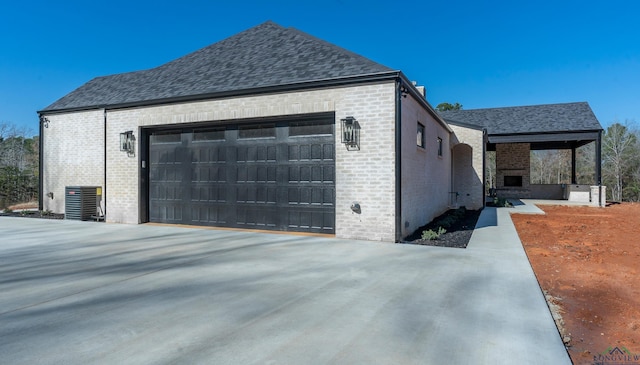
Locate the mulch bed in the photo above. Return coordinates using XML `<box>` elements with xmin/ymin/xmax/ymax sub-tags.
<box><xmin>402</xmin><ymin>208</ymin><xmax>481</xmax><ymax>248</ymax></box>
<box><xmin>0</xmin><ymin>211</ymin><xmax>64</xmax><ymax>219</ymax></box>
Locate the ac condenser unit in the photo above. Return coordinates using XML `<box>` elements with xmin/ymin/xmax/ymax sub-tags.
<box><xmin>65</xmin><ymin>186</ymin><xmax>100</xmax><ymax>221</ymax></box>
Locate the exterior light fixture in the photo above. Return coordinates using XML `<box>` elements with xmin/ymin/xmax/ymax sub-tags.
<box><xmin>341</xmin><ymin>116</ymin><xmax>360</xmax><ymax>151</ymax></box>
<box><xmin>400</xmin><ymin>86</ymin><xmax>409</xmax><ymax>98</ymax></box>
<box><xmin>120</xmin><ymin>131</ymin><xmax>136</xmax><ymax>156</ymax></box>
<box><xmin>40</xmin><ymin>115</ymin><xmax>50</xmax><ymax>128</ymax></box>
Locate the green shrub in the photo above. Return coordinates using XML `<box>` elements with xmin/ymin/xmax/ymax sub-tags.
<box><xmin>492</xmin><ymin>197</ymin><xmax>513</xmax><ymax>207</ymax></box>
<box><xmin>421</xmin><ymin>227</ymin><xmax>447</xmax><ymax>240</ymax></box>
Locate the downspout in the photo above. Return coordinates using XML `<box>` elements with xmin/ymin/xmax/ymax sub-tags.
<box><xmin>104</xmin><ymin>109</ymin><xmax>107</xmax><ymax>217</ymax></box>
<box><xmin>395</xmin><ymin>79</ymin><xmax>403</xmax><ymax>242</ymax></box>
<box><xmin>38</xmin><ymin>114</ymin><xmax>44</xmax><ymax>211</ymax></box>
<box><xmin>483</xmin><ymin>128</ymin><xmax>487</xmax><ymax>208</ymax></box>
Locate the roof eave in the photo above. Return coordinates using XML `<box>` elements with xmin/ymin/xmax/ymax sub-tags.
<box><xmin>442</xmin><ymin>117</ymin><xmax>485</xmax><ymax>131</ymax></box>
<box><xmin>38</xmin><ymin>71</ymin><xmax>402</xmax><ymax>115</ymax></box>
<box><xmin>488</xmin><ymin>128</ymin><xmax>604</xmax><ymax>137</ymax></box>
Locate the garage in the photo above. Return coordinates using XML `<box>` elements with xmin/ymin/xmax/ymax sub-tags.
<box><xmin>146</xmin><ymin>114</ymin><xmax>335</xmax><ymax>234</ymax></box>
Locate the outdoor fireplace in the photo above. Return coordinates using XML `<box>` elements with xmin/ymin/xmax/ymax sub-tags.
<box><xmin>504</xmin><ymin>175</ymin><xmax>523</xmax><ymax>187</ymax></box>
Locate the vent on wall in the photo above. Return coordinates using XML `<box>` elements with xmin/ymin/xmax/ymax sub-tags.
<box><xmin>65</xmin><ymin>186</ymin><xmax>100</xmax><ymax>221</ymax></box>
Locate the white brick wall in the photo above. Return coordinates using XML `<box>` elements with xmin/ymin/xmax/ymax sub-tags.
<box><xmin>42</xmin><ymin>82</ymin><xmax>467</xmax><ymax>242</ymax></box>
<box><xmin>103</xmin><ymin>82</ymin><xmax>398</xmax><ymax>241</ymax></box>
<box><xmin>41</xmin><ymin>110</ymin><xmax>105</xmax><ymax>215</ymax></box>
<box><xmin>450</xmin><ymin>125</ymin><xmax>485</xmax><ymax>210</ymax></box>
<box><xmin>400</xmin><ymin>95</ymin><xmax>452</xmax><ymax>238</ymax></box>
<box><xmin>334</xmin><ymin>83</ymin><xmax>397</xmax><ymax>241</ymax></box>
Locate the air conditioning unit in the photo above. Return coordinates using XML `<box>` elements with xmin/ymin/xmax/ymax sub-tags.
<box><xmin>65</xmin><ymin>186</ymin><xmax>101</xmax><ymax>221</ymax></box>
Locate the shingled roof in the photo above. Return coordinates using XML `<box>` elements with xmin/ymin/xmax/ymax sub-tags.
<box><xmin>42</xmin><ymin>21</ymin><xmax>395</xmax><ymax>112</ymax></box>
<box><xmin>440</xmin><ymin>102</ymin><xmax>602</xmax><ymax>135</ymax></box>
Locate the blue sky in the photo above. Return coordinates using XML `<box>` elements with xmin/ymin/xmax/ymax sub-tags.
<box><xmin>1</xmin><ymin>0</ymin><xmax>638</xmax><ymax>136</ymax></box>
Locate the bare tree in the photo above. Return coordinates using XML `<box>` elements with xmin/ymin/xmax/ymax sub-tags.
<box><xmin>530</xmin><ymin>150</ymin><xmax>571</xmax><ymax>184</ymax></box>
<box><xmin>485</xmin><ymin>150</ymin><xmax>496</xmax><ymax>194</ymax></box>
<box><xmin>602</xmin><ymin>121</ymin><xmax>639</xmax><ymax>202</ymax></box>
<box><xmin>575</xmin><ymin>142</ymin><xmax>595</xmax><ymax>184</ymax></box>
<box><xmin>0</xmin><ymin>122</ymin><xmax>38</xmax><ymax>207</ymax></box>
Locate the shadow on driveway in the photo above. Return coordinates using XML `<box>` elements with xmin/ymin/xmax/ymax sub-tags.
<box><xmin>0</xmin><ymin>216</ymin><xmax>569</xmax><ymax>364</ymax></box>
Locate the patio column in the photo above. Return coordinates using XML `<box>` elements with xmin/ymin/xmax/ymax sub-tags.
<box><xmin>596</xmin><ymin>130</ymin><xmax>602</xmax><ymax>186</ymax></box>
<box><xmin>571</xmin><ymin>145</ymin><xmax>577</xmax><ymax>184</ymax></box>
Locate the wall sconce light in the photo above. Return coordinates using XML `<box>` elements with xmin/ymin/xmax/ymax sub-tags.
<box><xmin>341</xmin><ymin>116</ymin><xmax>360</xmax><ymax>151</ymax></box>
<box><xmin>40</xmin><ymin>115</ymin><xmax>50</xmax><ymax>128</ymax></box>
<box><xmin>400</xmin><ymin>86</ymin><xmax>409</xmax><ymax>98</ymax></box>
<box><xmin>120</xmin><ymin>131</ymin><xmax>136</xmax><ymax>156</ymax></box>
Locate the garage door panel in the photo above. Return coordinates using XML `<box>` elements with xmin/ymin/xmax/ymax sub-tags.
<box><xmin>191</xmin><ymin>185</ymin><xmax>227</xmax><ymax>202</ymax></box>
<box><xmin>148</xmin><ymin>116</ymin><xmax>335</xmax><ymax>233</ymax></box>
<box><xmin>151</xmin><ymin>203</ymin><xmax>183</xmax><ymax>223</ymax></box>
<box><xmin>257</xmin><ymin>186</ymin><xmax>277</xmax><ymax>203</ymax></box>
<box><xmin>150</xmin><ymin>180</ymin><xmax>182</xmax><ymax>201</ymax></box>
<box><xmin>236</xmin><ymin>206</ymin><xmax>278</xmax><ymax>228</ymax></box>
<box><xmin>287</xmin><ymin>186</ymin><xmax>334</xmax><ymax>206</ymax></box>
<box><xmin>299</xmin><ymin>166</ymin><xmax>311</xmax><ymax>182</ymax></box>
<box><xmin>288</xmin><ymin>145</ymin><xmax>299</xmax><ymax>161</ymax></box>
<box><xmin>288</xmin><ymin>165</ymin><xmax>334</xmax><ymax>184</ymax></box>
<box><xmin>287</xmin><ymin>209</ymin><xmax>333</xmax><ymax>231</ymax></box>
<box><xmin>324</xmin><ymin>166</ymin><xmax>335</xmax><ymax>183</ymax></box>
<box><xmin>323</xmin><ymin>188</ymin><xmax>335</xmax><ymax>206</ymax></box>
<box><xmin>191</xmin><ymin>204</ymin><xmax>226</xmax><ymax>224</ymax></box>
<box><xmin>323</xmin><ymin>144</ymin><xmax>334</xmax><ymax>160</ymax></box>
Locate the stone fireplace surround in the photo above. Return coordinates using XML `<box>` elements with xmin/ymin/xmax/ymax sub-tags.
<box><xmin>495</xmin><ymin>143</ymin><xmax>531</xmax><ymax>198</ymax></box>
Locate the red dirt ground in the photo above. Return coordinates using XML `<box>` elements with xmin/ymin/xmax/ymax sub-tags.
<box><xmin>512</xmin><ymin>203</ymin><xmax>640</xmax><ymax>364</ymax></box>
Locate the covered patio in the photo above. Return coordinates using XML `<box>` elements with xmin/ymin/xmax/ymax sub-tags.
<box><xmin>441</xmin><ymin>102</ymin><xmax>605</xmax><ymax>206</ymax></box>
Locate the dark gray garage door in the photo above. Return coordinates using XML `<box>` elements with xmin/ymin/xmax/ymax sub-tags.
<box><xmin>148</xmin><ymin>116</ymin><xmax>335</xmax><ymax>234</ymax></box>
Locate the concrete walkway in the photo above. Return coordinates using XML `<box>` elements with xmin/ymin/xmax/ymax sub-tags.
<box><xmin>0</xmin><ymin>207</ymin><xmax>570</xmax><ymax>364</ymax></box>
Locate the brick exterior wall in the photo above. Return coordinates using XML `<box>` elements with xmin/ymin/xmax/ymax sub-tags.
<box><xmin>41</xmin><ymin>82</ymin><xmax>479</xmax><ymax>242</ymax></box>
<box><xmin>334</xmin><ymin>84</ymin><xmax>397</xmax><ymax>241</ymax></box>
<box><xmin>43</xmin><ymin>82</ymin><xmax>398</xmax><ymax>241</ymax></box>
<box><xmin>41</xmin><ymin>110</ymin><xmax>105</xmax><ymax>214</ymax></box>
<box><xmin>400</xmin><ymin>95</ymin><xmax>452</xmax><ymax>239</ymax></box>
<box><xmin>496</xmin><ymin>143</ymin><xmax>531</xmax><ymax>198</ymax></box>
<box><xmin>449</xmin><ymin>125</ymin><xmax>485</xmax><ymax>210</ymax></box>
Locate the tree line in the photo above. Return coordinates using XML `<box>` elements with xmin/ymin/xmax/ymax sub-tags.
<box><xmin>0</xmin><ymin>122</ymin><xmax>39</xmax><ymax>208</ymax></box>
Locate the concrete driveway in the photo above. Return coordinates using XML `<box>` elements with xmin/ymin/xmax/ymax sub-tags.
<box><xmin>0</xmin><ymin>209</ymin><xmax>570</xmax><ymax>364</ymax></box>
